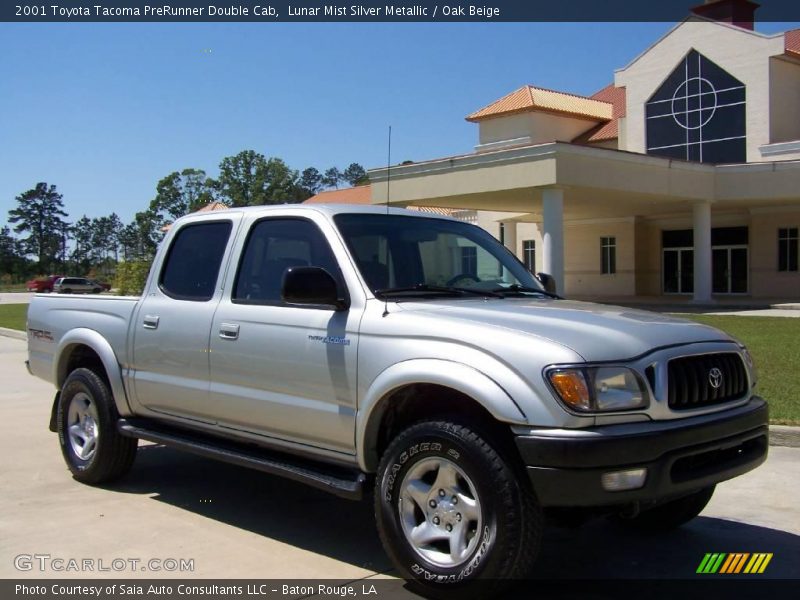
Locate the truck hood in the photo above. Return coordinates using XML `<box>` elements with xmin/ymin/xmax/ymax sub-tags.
<box><xmin>396</xmin><ymin>298</ymin><xmax>733</xmax><ymax>362</ymax></box>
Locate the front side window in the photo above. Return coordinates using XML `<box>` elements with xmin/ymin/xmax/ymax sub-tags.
<box><xmin>601</xmin><ymin>236</ymin><xmax>617</xmax><ymax>275</ymax></box>
<box><xmin>159</xmin><ymin>221</ymin><xmax>232</xmax><ymax>301</ymax></box>
<box><xmin>779</xmin><ymin>227</ymin><xmax>799</xmax><ymax>272</ymax></box>
<box><xmin>233</xmin><ymin>218</ymin><xmax>342</xmax><ymax>305</ymax></box>
<box><xmin>334</xmin><ymin>214</ymin><xmax>544</xmax><ymax>296</ymax></box>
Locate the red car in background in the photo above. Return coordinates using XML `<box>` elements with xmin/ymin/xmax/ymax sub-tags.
<box><xmin>26</xmin><ymin>275</ymin><xmax>64</xmax><ymax>293</ymax></box>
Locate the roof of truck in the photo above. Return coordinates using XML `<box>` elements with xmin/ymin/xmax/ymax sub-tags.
<box><xmin>174</xmin><ymin>202</ymin><xmax>457</xmax><ymax>222</ymax></box>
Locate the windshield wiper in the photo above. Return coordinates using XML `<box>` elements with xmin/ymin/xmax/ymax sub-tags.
<box><xmin>489</xmin><ymin>284</ymin><xmax>561</xmax><ymax>299</ymax></box>
<box><xmin>375</xmin><ymin>284</ymin><xmax>504</xmax><ymax>298</ymax></box>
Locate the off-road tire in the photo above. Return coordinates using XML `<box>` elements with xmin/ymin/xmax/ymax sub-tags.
<box><xmin>617</xmin><ymin>485</ymin><xmax>715</xmax><ymax>532</ymax></box>
<box><xmin>375</xmin><ymin>420</ymin><xmax>542</xmax><ymax>591</ymax></box>
<box><xmin>57</xmin><ymin>368</ymin><xmax>137</xmax><ymax>484</ymax></box>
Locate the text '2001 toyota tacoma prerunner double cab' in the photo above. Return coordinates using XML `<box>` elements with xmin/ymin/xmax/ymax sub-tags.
<box><xmin>27</xmin><ymin>204</ymin><xmax>768</xmax><ymax>590</ymax></box>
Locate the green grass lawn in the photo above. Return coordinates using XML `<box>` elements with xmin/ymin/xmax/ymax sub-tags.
<box><xmin>0</xmin><ymin>304</ymin><xmax>795</xmax><ymax>423</ymax></box>
<box><xmin>0</xmin><ymin>303</ymin><xmax>27</xmax><ymax>331</ymax></box>
<box><xmin>678</xmin><ymin>315</ymin><xmax>799</xmax><ymax>425</ymax></box>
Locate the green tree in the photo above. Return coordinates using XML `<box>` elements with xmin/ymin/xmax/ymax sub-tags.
<box><xmin>299</xmin><ymin>167</ymin><xmax>323</xmax><ymax>197</ymax></box>
<box><xmin>0</xmin><ymin>226</ymin><xmax>27</xmax><ymax>278</ymax></box>
<box><xmin>216</xmin><ymin>150</ymin><xmax>300</xmax><ymax>206</ymax></box>
<box><xmin>119</xmin><ymin>211</ymin><xmax>161</xmax><ymax>261</ymax></box>
<box><xmin>8</xmin><ymin>182</ymin><xmax>69</xmax><ymax>270</ymax></box>
<box><xmin>70</xmin><ymin>215</ymin><xmax>94</xmax><ymax>267</ymax></box>
<box><xmin>150</xmin><ymin>168</ymin><xmax>216</xmax><ymax>224</ymax></box>
<box><xmin>322</xmin><ymin>167</ymin><xmax>342</xmax><ymax>189</ymax></box>
<box><xmin>342</xmin><ymin>163</ymin><xmax>368</xmax><ymax>186</ymax></box>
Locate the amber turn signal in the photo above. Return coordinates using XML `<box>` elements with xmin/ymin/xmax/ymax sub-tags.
<box><xmin>548</xmin><ymin>370</ymin><xmax>591</xmax><ymax>411</ymax></box>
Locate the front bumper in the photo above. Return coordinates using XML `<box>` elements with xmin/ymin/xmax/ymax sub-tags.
<box><xmin>516</xmin><ymin>396</ymin><xmax>768</xmax><ymax>507</ymax></box>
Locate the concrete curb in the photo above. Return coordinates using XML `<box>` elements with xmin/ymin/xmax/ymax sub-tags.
<box><xmin>769</xmin><ymin>425</ymin><xmax>800</xmax><ymax>448</ymax></box>
<box><xmin>0</xmin><ymin>327</ymin><xmax>26</xmax><ymax>341</ymax></box>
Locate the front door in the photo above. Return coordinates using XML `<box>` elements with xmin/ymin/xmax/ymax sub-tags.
<box><xmin>713</xmin><ymin>246</ymin><xmax>748</xmax><ymax>294</ymax></box>
<box><xmin>663</xmin><ymin>248</ymin><xmax>694</xmax><ymax>294</ymax></box>
<box><xmin>207</xmin><ymin>217</ymin><xmax>360</xmax><ymax>454</ymax></box>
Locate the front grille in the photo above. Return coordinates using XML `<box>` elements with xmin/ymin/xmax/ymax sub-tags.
<box><xmin>667</xmin><ymin>352</ymin><xmax>748</xmax><ymax>410</ymax></box>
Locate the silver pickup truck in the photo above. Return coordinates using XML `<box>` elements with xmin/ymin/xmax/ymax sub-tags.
<box><xmin>27</xmin><ymin>204</ymin><xmax>768</xmax><ymax>588</ymax></box>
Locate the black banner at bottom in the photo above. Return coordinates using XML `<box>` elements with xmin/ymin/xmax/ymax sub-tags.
<box><xmin>5</xmin><ymin>579</ymin><xmax>800</xmax><ymax>600</ymax></box>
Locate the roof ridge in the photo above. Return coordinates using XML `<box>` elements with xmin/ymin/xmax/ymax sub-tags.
<box><xmin>526</xmin><ymin>84</ymin><xmax>613</xmax><ymax>105</ymax></box>
<box><xmin>466</xmin><ymin>85</ymin><xmax>532</xmax><ymax>120</ymax></box>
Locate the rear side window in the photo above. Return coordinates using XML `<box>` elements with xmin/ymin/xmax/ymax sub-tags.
<box><xmin>160</xmin><ymin>221</ymin><xmax>232</xmax><ymax>301</ymax></box>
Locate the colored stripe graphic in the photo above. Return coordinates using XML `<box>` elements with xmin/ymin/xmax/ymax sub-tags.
<box><xmin>720</xmin><ymin>553</ymin><xmax>749</xmax><ymax>573</ymax></box>
<box><xmin>744</xmin><ymin>553</ymin><xmax>773</xmax><ymax>574</ymax></box>
<box><xmin>697</xmin><ymin>553</ymin><xmax>727</xmax><ymax>573</ymax></box>
<box><xmin>699</xmin><ymin>553</ymin><xmax>773</xmax><ymax>574</ymax></box>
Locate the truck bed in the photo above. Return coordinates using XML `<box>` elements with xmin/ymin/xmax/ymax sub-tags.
<box><xmin>27</xmin><ymin>294</ymin><xmax>140</xmax><ymax>385</ymax></box>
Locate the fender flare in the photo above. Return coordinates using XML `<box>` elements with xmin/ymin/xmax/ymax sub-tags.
<box><xmin>356</xmin><ymin>359</ymin><xmax>527</xmax><ymax>472</ymax></box>
<box><xmin>54</xmin><ymin>328</ymin><xmax>132</xmax><ymax>417</ymax></box>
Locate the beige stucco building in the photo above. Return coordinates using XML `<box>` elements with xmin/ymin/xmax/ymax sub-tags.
<box><xmin>367</xmin><ymin>1</ymin><xmax>800</xmax><ymax>302</ymax></box>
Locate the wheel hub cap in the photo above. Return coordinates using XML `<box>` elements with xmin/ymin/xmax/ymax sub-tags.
<box><xmin>398</xmin><ymin>457</ymin><xmax>482</xmax><ymax>568</ymax></box>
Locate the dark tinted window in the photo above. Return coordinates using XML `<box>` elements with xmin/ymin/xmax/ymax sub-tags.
<box><xmin>160</xmin><ymin>221</ymin><xmax>232</xmax><ymax>301</ymax></box>
<box><xmin>233</xmin><ymin>218</ymin><xmax>342</xmax><ymax>304</ymax></box>
<box><xmin>334</xmin><ymin>213</ymin><xmax>541</xmax><ymax>293</ymax></box>
<box><xmin>779</xmin><ymin>227</ymin><xmax>799</xmax><ymax>272</ymax></box>
<box><xmin>601</xmin><ymin>237</ymin><xmax>616</xmax><ymax>275</ymax></box>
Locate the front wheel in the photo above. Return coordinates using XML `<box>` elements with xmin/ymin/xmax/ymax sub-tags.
<box><xmin>57</xmin><ymin>368</ymin><xmax>138</xmax><ymax>484</ymax></box>
<box><xmin>375</xmin><ymin>420</ymin><xmax>542</xmax><ymax>590</ymax></box>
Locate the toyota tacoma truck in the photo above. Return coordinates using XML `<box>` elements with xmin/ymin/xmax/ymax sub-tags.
<box><xmin>26</xmin><ymin>204</ymin><xmax>768</xmax><ymax>588</ymax></box>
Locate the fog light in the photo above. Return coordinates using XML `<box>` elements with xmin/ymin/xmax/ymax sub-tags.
<box><xmin>601</xmin><ymin>468</ymin><xmax>647</xmax><ymax>492</ymax></box>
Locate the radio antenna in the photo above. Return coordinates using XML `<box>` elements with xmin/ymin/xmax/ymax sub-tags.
<box><xmin>382</xmin><ymin>125</ymin><xmax>392</xmax><ymax>317</ymax></box>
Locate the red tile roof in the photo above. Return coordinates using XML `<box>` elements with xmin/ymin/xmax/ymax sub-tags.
<box><xmin>786</xmin><ymin>28</ymin><xmax>800</xmax><ymax>58</ymax></box>
<box><xmin>572</xmin><ymin>84</ymin><xmax>627</xmax><ymax>144</ymax></box>
<box><xmin>466</xmin><ymin>85</ymin><xmax>613</xmax><ymax>123</ymax></box>
<box><xmin>304</xmin><ymin>185</ymin><xmax>372</xmax><ymax>205</ymax></box>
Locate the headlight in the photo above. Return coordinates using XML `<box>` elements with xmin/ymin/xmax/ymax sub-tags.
<box><xmin>547</xmin><ymin>366</ymin><xmax>648</xmax><ymax>413</ymax></box>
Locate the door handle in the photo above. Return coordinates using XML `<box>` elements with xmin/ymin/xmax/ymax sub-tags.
<box><xmin>219</xmin><ymin>323</ymin><xmax>240</xmax><ymax>340</ymax></box>
<box><xmin>143</xmin><ymin>315</ymin><xmax>160</xmax><ymax>330</ymax></box>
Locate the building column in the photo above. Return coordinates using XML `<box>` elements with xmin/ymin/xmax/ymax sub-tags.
<box><xmin>542</xmin><ymin>188</ymin><xmax>565</xmax><ymax>295</ymax></box>
<box><xmin>692</xmin><ymin>201</ymin><xmax>713</xmax><ymax>303</ymax></box>
<box><xmin>502</xmin><ymin>220</ymin><xmax>517</xmax><ymax>257</ymax></box>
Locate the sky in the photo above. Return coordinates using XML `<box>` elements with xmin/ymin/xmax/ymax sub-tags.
<box><xmin>1</xmin><ymin>19</ymin><xmax>797</xmax><ymax>226</ymax></box>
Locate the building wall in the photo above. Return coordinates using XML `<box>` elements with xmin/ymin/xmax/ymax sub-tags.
<box><xmin>769</xmin><ymin>58</ymin><xmax>800</xmax><ymax>144</ymax></box>
<box><xmin>750</xmin><ymin>209</ymin><xmax>800</xmax><ymax>297</ymax></box>
<box><xmin>615</xmin><ymin>19</ymin><xmax>785</xmax><ymax>163</ymax></box>
<box><xmin>478</xmin><ymin>112</ymin><xmax>598</xmax><ymax>149</ymax></box>
<box><xmin>636</xmin><ymin>219</ymin><xmax>662</xmax><ymax>296</ymax></box>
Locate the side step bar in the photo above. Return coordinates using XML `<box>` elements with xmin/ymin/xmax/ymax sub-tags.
<box><xmin>117</xmin><ymin>419</ymin><xmax>367</xmax><ymax>500</ymax></box>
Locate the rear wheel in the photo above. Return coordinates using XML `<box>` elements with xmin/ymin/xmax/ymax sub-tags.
<box><xmin>616</xmin><ymin>486</ymin><xmax>715</xmax><ymax>532</ymax></box>
<box><xmin>375</xmin><ymin>420</ymin><xmax>541</xmax><ymax>590</ymax></box>
<box><xmin>57</xmin><ymin>368</ymin><xmax>137</xmax><ymax>484</ymax></box>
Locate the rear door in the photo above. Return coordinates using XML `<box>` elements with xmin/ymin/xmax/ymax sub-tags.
<box><xmin>131</xmin><ymin>217</ymin><xmax>239</xmax><ymax>422</ymax></box>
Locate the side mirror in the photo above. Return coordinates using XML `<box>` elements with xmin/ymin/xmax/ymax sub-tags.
<box><xmin>536</xmin><ymin>272</ymin><xmax>558</xmax><ymax>295</ymax></box>
<box><xmin>282</xmin><ymin>266</ymin><xmax>348</xmax><ymax>311</ymax></box>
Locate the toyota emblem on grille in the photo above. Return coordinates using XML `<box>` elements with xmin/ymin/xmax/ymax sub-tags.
<box><xmin>708</xmin><ymin>367</ymin><xmax>723</xmax><ymax>389</ymax></box>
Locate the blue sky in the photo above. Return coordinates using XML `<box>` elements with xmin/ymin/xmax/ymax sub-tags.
<box><xmin>0</xmin><ymin>21</ymin><xmax>796</xmax><ymax>225</ymax></box>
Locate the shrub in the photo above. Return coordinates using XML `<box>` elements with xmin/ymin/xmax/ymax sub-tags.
<box><xmin>115</xmin><ymin>260</ymin><xmax>153</xmax><ymax>296</ymax></box>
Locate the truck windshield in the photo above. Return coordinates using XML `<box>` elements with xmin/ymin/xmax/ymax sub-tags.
<box><xmin>333</xmin><ymin>213</ymin><xmax>547</xmax><ymax>298</ymax></box>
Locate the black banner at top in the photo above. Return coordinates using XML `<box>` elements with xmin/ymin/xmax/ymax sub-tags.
<box><xmin>4</xmin><ymin>0</ymin><xmax>800</xmax><ymax>23</ymax></box>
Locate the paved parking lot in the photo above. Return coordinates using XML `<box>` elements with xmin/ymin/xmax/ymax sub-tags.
<box><xmin>1</xmin><ymin>335</ymin><xmax>798</xmax><ymax>586</ymax></box>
